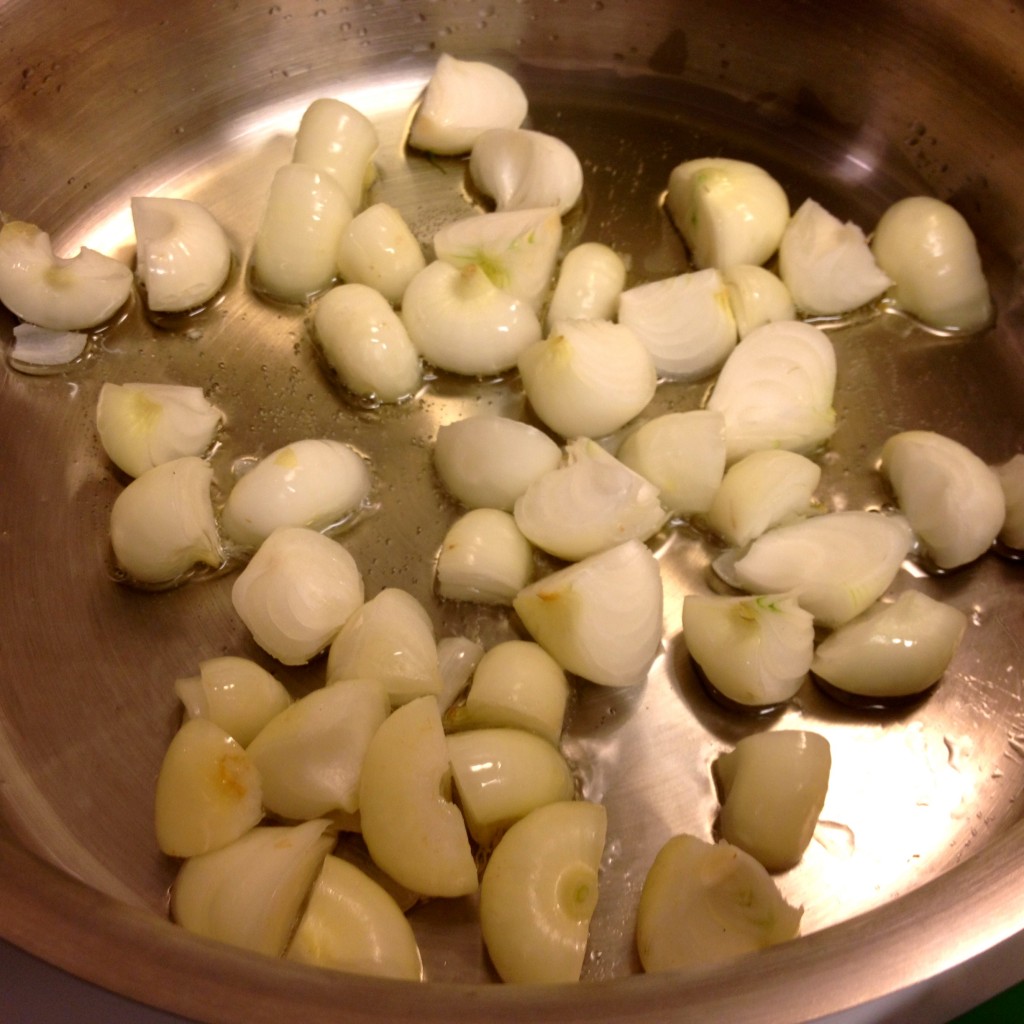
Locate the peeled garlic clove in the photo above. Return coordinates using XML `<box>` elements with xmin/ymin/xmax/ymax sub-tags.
<box><xmin>778</xmin><ymin>198</ymin><xmax>892</xmax><ymax>316</ymax></box>
<box><xmin>479</xmin><ymin>800</ymin><xmax>606</xmax><ymax>983</ymax></box>
<box><xmin>401</xmin><ymin>260</ymin><xmax>541</xmax><ymax>376</ymax></box>
<box><xmin>292</xmin><ymin>98</ymin><xmax>379</xmax><ymax>210</ymax></box>
<box><xmin>721</xmin><ymin>264</ymin><xmax>795</xmax><ymax>338</ymax></box>
<box><xmin>636</xmin><ymin>834</ymin><xmax>802</xmax><ymax>972</ymax></box>
<box><xmin>513</xmin><ymin>437</ymin><xmax>666</xmax><ymax>561</ymax></box>
<box><xmin>250</xmin><ymin>163</ymin><xmax>352</xmax><ymax>304</ymax></box>
<box><xmin>359</xmin><ymin>695</ymin><xmax>478</xmax><ymax>897</ymax></box>
<box><xmin>433</xmin><ymin>206</ymin><xmax>562</xmax><ymax>312</ymax></box>
<box><xmin>722</xmin><ymin>511</ymin><xmax>913</xmax><ymax>628</ymax></box>
<box><xmin>469</xmin><ymin>128</ymin><xmax>583</xmax><ymax>215</ymax></box>
<box><xmin>110</xmin><ymin>455</ymin><xmax>222</xmax><ymax>586</ymax></box>
<box><xmin>706</xmin><ymin>319</ymin><xmax>837</xmax><ymax>462</ymax></box>
<box><xmin>436</xmin><ymin>635</ymin><xmax>485</xmax><ymax>714</ymax></box>
<box><xmin>174</xmin><ymin>656</ymin><xmax>292</xmax><ymax>747</ymax></box>
<box><xmin>131</xmin><ymin>197</ymin><xmax>232</xmax><ymax>314</ymax></box>
<box><xmin>514</xmin><ymin>539</ymin><xmax>663</xmax><ymax>687</ymax></box>
<box><xmin>716</xmin><ymin>731</ymin><xmax>831</xmax><ymax>871</ymax></box>
<box><xmin>285</xmin><ymin>855</ymin><xmax>423</xmax><ymax>980</ymax></box>
<box><xmin>171</xmin><ymin>819</ymin><xmax>334</xmax><ymax>957</ymax></box>
<box><xmin>231</xmin><ymin>526</ymin><xmax>364</xmax><ymax>666</ymax></box>
<box><xmin>665</xmin><ymin>158</ymin><xmax>790</xmax><ymax>270</ymax></box>
<box><xmin>408</xmin><ymin>53</ymin><xmax>528</xmax><ymax>156</ymax></box>
<box><xmin>618</xmin><ymin>269</ymin><xmax>738</xmax><ymax>379</ymax></box>
<box><xmin>9</xmin><ymin>323</ymin><xmax>88</xmax><ymax>371</ymax></box>
<box><xmin>880</xmin><ymin>430</ymin><xmax>1005</xmax><ymax>569</ymax></box>
<box><xmin>705</xmin><ymin>449</ymin><xmax>822</xmax><ymax>548</ymax></box>
<box><xmin>871</xmin><ymin>195</ymin><xmax>992</xmax><ymax>333</ymax></box>
<box><xmin>154</xmin><ymin>718</ymin><xmax>263</xmax><ymax>858</ymax></box>
<box><xmin>221</xmin><ymin>438</ymin><xmax>371</xmax><ymax>549</ymax></box>
<box><xmin>313</xmin><ymin>283</ymin><xmax>422</xmax><ymax>403</ymax></box>
<box><xmin>683</xmin><ymin>592</ymin><xmax>814</xmax><ymax>708</ymax></box>
<box><xmin>434</xmin><ymin>415</ymin><xmax>561</xmax><ymax>511</ymax></box>
<box><xmin>995</xmin><ymin>454</ymin><xmax>1024</xmax><ymax>550</ymax></box>
<box><xmin>436</xmin><ymin>508</ymin><xmax>534</xmax><ymax>604</ymax></box>
<box><xmin>811</xmin><ymin>590</ymin><xmax>967</xmax><ymax>698</ymax></box>
<box><xmin>335</xmin><ymin>203</ymin><xmax>425</xmax><ymax>306</ymax></box>
<box><xmin>447</xmin><ymin>728</ymin><xmax>575</xmax><ymax>847</ymax></box>
<box><xmin>326</xmin><ymin>588</ymin><xmax>443</xmax><ymax>706</ymax></box>
<box><xmin>96</xmin><ymin>382</ymin><xmax>224</xmax><ymax>479</ymax></box>
<box><xmin>616</xmin><ymin>410</ymin><xmax>727</xmax><ymax>517</ymax></box>
<box><xmin>518</xmin><ymin>319</ymin><xmax>657</xmax><ymax>439</ymax></box>
<box><xmin>546</xmin><ymin>242</ymin><xmax>627</xmax><ymax>330</ymax></box>
<box><xmin>0</xmin><ymin>220</ymin><xmax>132</xmax><ymax>330</ymax></box>
<box><xmin>247</xmin><ymin>678</ymin><xmax>389</xmax><ymax>820</ymax></box>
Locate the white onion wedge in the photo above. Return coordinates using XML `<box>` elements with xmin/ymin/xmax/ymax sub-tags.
<box><xmin>334</xmin><ymin>203</ymin><xmax>425</xmax><ymax>306</ymax></box>
<box><xmin>721</xmin><ymin>264</ymin><xmax>795</xmax><ymax>338</ymax></box>
<box><xmin>618</xmin><ymin>269</ymin><xmax>737</xmax><ymax>379</ymax></box>
<box><xmin>546</xmin><ymin>242</ymin><xmax>627</xmax><ymax>329</ymax></box>
<box><xmin>436</xmin><ymin>635</ymin><xmax>485</xmax><ymax>714</ymax></box>
<box><xmin>811</xmin><ymin>589</ymin><xmax>967</xmax><ymax>699</ymax></box>
<box><xmin>479</xmin><ymin>801</ymin><xmax>606</xmax><ymax>983</ymax></box>
<box><xmin>96</xmin><ymin>382</ymin><xmax>224</xmax><ymax>479</ymax></box>
<box><xmin>716</xmin><ymin>731</ymin><xmax>832</xmax><ymax>871</ymax></box>
<box><xmin>9</xmin><ymin>323</ymin><xmax>88</xmax><ymax>370</ymax></box>
<box><xmin>435</xmin><ymin>508</ymin><xmax>534</xmax><ymax>604</ymax></box>
<box><xmin>636</xmin><ymin>834</ymin><xmax>802</xmax><ymax>972</ymax></box>
<box><xmin>131</xmin><ymin>197</ymin><xmax>232</xmax><ymax>314</ymax></box>
<box><xmin>408</xmin><ymin>53</ymin><xmax>528</xmax><ymax>156</ymax></box>
<box><xmin>513</xmin><ymin>539</ymin><xmax>663</xmax><ymax>687</ymax></box>
<box><xmin>513</xmin><ymin>438</ymin><xmax>666</xmax><ymax>561</ymax></box>
<box><xmin>996</xmin><ymin>454</ymin><xmax>1024</xmax><ymax>550</ymax></box>
<box><xmin>0</xmin><ymin>220</ymin><xmax>132</xmax><ymax>331</ymax></box>
<box><xmin>880</xmin><ymin>430</ymin><xmax>1005</xmax><ymax>569</ymax></box>
<box><xmin>518</xmin><ymin>319</ymin><xmax>657</xmax><ymax>439</ymax></box>
<box><xmin>231</xmin><ymin>526</ymin><xmax>364</xmax><ymax>666</ymax></box>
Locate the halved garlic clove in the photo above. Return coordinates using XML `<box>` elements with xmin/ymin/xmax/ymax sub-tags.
<box><xmin>171</xmin><ymin>818</ymin><xmax>335</xmax><ymax>957</ymax></box>
<box><xmin>401</xmin><ymin>260</ymin><xmax>541</xmax><ymax>376</ymax></box>
<box><xmin>995</xmin><ymin>453</ymin><xmax>1024</xmax><ymax>550</ymax></box>
<box><xmin>716</xmin><ymin>731</ymin><xmax>831</xmax><ymax>871</ymax></box>
<box><xmin>285</xmin><ymin>855</ymin><xmax>424</xmax><ymax>980</ymax></box>
<box><xmin>433</xmin><ymin>415</ymin><xmax>562</xmax><ymax>511</ymax></box>
<box><xmin>664</xmin><ymin>158</ymin><xmax>790</xmax><ymax>270</ymax></box>
<box><xmin>436</xmin><ymin>635</ymin><xmax>485</xmax><ymax>714</ymax></box>
<box><xmin>231</xmin><ymin>526</ymin><xmax>364</xmax><ymax>666</ymax></box>
<box><xmin>292</xmin><ymin>98</ymin><xmax>379</xmax><ymax>210</ymax></box>
<box><xmin>408</xmin><ymin>53</ymin><xmax>528</xmax><ymax>156</ymax></box>
<box><xmin>546</xmin><ymin>242</ymin><xmax>627</xmax><ymax>330</ymax></box>
<box><xmin>435</xmin><ymin>508</ymin><xmax>534</xmax><ymax>604</ymax></box>
<box><xmin>683</xmin><ymin>592</ymin><xmax>814</xmax><ymax>708</ymax></box>
<box><xmin>358</xmin><ymin>695</ymin><xmax>478</xmax><ymax>897</ymax></box>
<box><xmin>0</xmin><ymin>220</ymin><xmax>132</xmax><ymax>330</ymax></box>
<box><xmin>871</xmin><ymin>195</ymin><xmax>993</xmax><ymax>333</ymax></box>
<box><xmin>705</xmin><ymin>319</ymin><xmax>837</xmax><ymax>463</ymax></box>
<box><xmin>131</xmin><ymin>197</ymin><xmax>232</xmax><ymax>314</ymax></box>
<box><xmin>513</xmin><ymin>437</ymin><xmax>666</xmax><ymax>561</ymax></box>
<box><xmin>247</xmin><ymin>678</ymin><xmax>389</xmax><ymax>820</ymax></box>
<box><xmin>705</xmin><ymin>449</ymin><xmax>822</xmax><ymax>548</ymax></box>
<box><xmin>636</xmin><ymin>834</ymin><xmax>802</xmax><ymax>972</ymax></box>
<box><xmin>433</xmin><ymin>206</ymin><xmax>562</xmax><ymax>312</ymax></box>
<box><xmin>9</xmin><ymin>323</ymin><xmax>88</xmax><ymax>371</ymax></box>
<box><xmin>618</xmin><ymin>269</ymin><xmax>738</xmax><ymax>379</ymax></box>
<box><xmin>325</xmin><ymin>588</ymin><xmax>443</xmax><ymax>706</ymax></box>
<box><xmin>720</xmin><ymin>511</ymin><xmax>913</xmax><ymax>628</ymax></box>
<box><xmin>221</xmin><ymin>438</ymin><xmax>371</xmax><ymax>549</ymax></box>
<box><xmin>518</xmin><ymin>319</ymin><xmax>657</xmax><ymax>439</ymax></box>
<box><xmin>469</xmin><ymin>128</ymin><xmax>583</xmax><ymax>214</ymax></box>
<box><xmin>479</xmin><ymin>800</ymin><xmax>606</xmax><ymax>983</ymax></box>
<box><xmin>720</xmin><ymin>264</ymin><xmax>795</xmax><ymax>338</ymax></box>
<box><xmin>250</xmin><ymin>163</ymin><xmax>352</xmax><ymax>304</ymax></box>
<box><xmin>109</xmin><ymin>455</ymin><xmax>222</xmax><ymax>586</ymax></box>
<box><xmin>880</xmin><ymin>430</ymin><xmax>1006</xmax><ymax>569</ymax></box>
<box><xmin>334</xmin><ymin>202</ymin><xmax>425</xmax><ymax>306</ymax></box>
<box><xmin>778</xmin><ymin>198</ymin><xmax>892</xmax><ymax>316</ymax></box>
<box><xmin>447</xmin><ymin>728</ymin><xmax>575</xmax><ymax>847</ymax></box>
<box><xmin>96</xmin><ymin>382</ymin><xmax>224</xmax><ymax>479</ymax></box>
<box><xmin>154</xmin><ymin>717</ymin><xmax>263</xmax><ymax>858</ymax></box>
<box><xmin>313</xmin><ymin>283</ymin><xmax>422</xmax><ymax>403</ymax></box>
<box><xmin>513</xmin><ymin>539</ymin><xmax>663</xmax><ymax>688</ymax></box>
<box><xmin>616</xmin><ymin>410</ymin><xmax>727</xmax><ymax>518</ymax></box>
<box><xmin>811</xmin><ymin>589</ymin><xmax>967</xmax><ymax>698</ymax></box>
<box><xmin>174</xmin><ymin>656</ymin><xmax>292</xmax><ymax>747</ymax></box>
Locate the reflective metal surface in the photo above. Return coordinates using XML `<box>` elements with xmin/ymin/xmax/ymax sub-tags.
<box><xmin>1</xmin><ymin>0</ymin><xmax>1023</xmax><ymax>1020</ymax></box>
